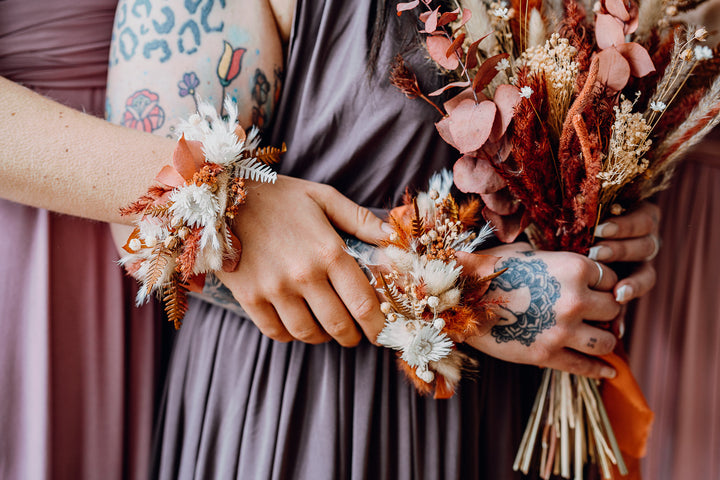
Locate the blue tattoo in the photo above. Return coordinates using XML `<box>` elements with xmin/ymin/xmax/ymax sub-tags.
<box><xmin>177</xmin><ymin>20</ymin><xmax>201</xmax><ymax>54</ymax></box>
<box><xmin>489</xmin><ymin>256</ymin><xmax>561</xmax><ymax>346</ymax></box>
<box><xmin>113</xmin><ymin>0</ymin><xmax>227</xmax><ymax>62</ymax></box>
<box><xmin>119</xmin><ymin>27</ymin><xmax>139</xmax><ymax>60</ymax></box>
<box><xmin>152</xmin><ymin>6</ymin><xmax>175</xmax><ymax>34</ymax></box>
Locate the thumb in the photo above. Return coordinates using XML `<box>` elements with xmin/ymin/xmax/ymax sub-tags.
<box><xmin>312</xmin><ymin>185</ymin><xmax>389</xmax><ymax>245</ymax></box>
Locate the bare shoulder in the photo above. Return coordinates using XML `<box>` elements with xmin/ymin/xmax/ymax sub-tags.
<box><xmin>107</xmin><ymin>0</ymin><xmax>288</xmax><ymax>133</ymax></box>
<box><xmin>268</xmin><ymin>0</ymin><xmax>297</xmax><ymax>44</ymax></box>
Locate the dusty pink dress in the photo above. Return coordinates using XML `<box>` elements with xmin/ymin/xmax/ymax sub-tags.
<box><xmin>0</xmin><ymin>1</ymin><xmax>158</xmax><ymax>478</ymax></box>
<box><xmin>629</xmin><ymin>133</ymin><xmax>720</xmax><ymax>479</ymax></box>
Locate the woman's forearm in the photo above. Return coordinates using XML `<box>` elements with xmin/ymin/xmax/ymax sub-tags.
<box><xmin>0</xmin><ymin>76</ymin><xmax>175</xmax><ymax>224</ymax></box>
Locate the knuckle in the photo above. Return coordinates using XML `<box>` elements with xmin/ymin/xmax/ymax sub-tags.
<box><xmin>260</xmin><ymin>325</ymin><xmax>291</xmax><ymax>343</ymax></box>
<box><xmin>596</xmin><ymin>335</ymin><xmax>617</xmax><ymax>355</ymax></box>
<box><xmin>325</xmin><ymin>320</ymin><xmax>360</xmax><ymax>346</ymax></box>
<box><xmin>291</xmin><ymin>324</ymin><xmax>324</xmax><ymax>344</ymax></box>
<box><xmin>355</xmin><ymin>205</ymin><xmax>374</xmax><ymax>227</ymax></box>
<box><xmin>348</xmin><ymin>295</ymin><xmax>377</xmax><ymax>321</ymax></box>
<box><xmin>317</xmin><ymin>242</ymin><xmax>346</xmax><ymax>266</ymax></box>
<box><xmin>532</xmin><ymin>344</ymin><xmax>553</xmax><ymax>365</ymax></box>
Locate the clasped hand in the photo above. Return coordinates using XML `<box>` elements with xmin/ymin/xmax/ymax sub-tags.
<box><xmin>217</xmin><ymin>177</ymin><xmax>659</xmax><ymax>379</ymax></box>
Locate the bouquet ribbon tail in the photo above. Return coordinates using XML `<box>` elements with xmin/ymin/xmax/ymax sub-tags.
<box><xmin>601</xmin><ymin>350</ymin><xmax>654</xmax><ymax>479</ymax></box>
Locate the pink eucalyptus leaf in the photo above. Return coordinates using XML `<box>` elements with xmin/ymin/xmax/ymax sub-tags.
<box><xmin>597</xmin><ymin>48</ymin><xmax>631</xmax><ymax>92</ymax></box>
<box><xmin>624</xmin><ymin>2</ymin><xmax>639</xmax><ymax>33</ymax></box>
<box><xmin>424</xmin><ymin>6</ymin><xmax>440</xmax><ymax>33</ymax></box>
<box><xmin>453</xmin><ymin>154</ymin><xmax>506</xmax><ymax>194</ymax></box>
<box><xmin>444</xmin><ymin>88</ymin><xmax>486</xmax><ymax>113</ymax></box>
<box><xmin>419</xmin><ymin>11</ymin><xmax>431</xmax><ymax>21</ymax></box>
<box><xmin>426</xmin><ymin>36</ymin><xmax>460</xmax><ymax>70</ymax></box>
<box><xmin>605</xmin><ymin>0</ymin><xmax>630</xmax><ymax>21</ymax></box>
<box><xmin>447</xmin><ymin>99</ymin><xmax>496</xmax><ymax>153</ymax></box>
<box><xmin>481</xmin><ymin>189</ymin><xmax>520</xmax><ymax>215</ymax></box>
<box><xmin>435</xmin><ymin>116</ymin><xmax>459</xmax><ymax>150</ymax></box>
<box><xmin>455</xmin><ymin>8</ymin><xmax>472</xmax><ymax>29</ymax></box>
<box><xmin>396</xmin><ymin>0</ymin><xmax>419</xmax><ymax>14</ymax></box>
<box><xmin>595</xmin><ymin>14</ymin><xmax>626</xmax><ymax>49</ymax></box>
<box><xmin>429</xmin><ymin>80</ymin><xmax>472</xmax><ymax>97</ymax></box>
<box><xmin>482</xmin><ymin>207</ymin><xmax>527</xmax><ymax>243</ymax></box>
<box><xmin>446</xmin><ymin>33</ymin><xmax>466</xmax><ymax>58</ymax></box>
<box><xmin>616</xmin><ymin>42</ymin><xmax>655</xmax><ymax>77</ymax></box>
<box><xmin>489</xmin><ymin>84</ymin><xmax>521</xmax><ymax>141</ymax></box>
<box><xmin>472</xmin><ymin>53</ymin><xmax>509</xmax><ymax>93</ymax></box>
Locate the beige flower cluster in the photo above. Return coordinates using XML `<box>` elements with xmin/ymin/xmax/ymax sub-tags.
<box><xmin>599</xmin><ymin>97</ymin><xmax>652</xmax><ymax>202</ymax></box>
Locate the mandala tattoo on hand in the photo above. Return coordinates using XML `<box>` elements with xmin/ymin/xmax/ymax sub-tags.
<box><xmin>489</xmin><ymin>256</ymin><xmax>561</xmax><ymax>346</ymax></box>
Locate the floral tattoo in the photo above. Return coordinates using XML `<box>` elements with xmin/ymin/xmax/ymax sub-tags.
<box><xmin>489</xmin><ymin>255</ymin><xmax>561</xmax><ymax>346</ymax></box>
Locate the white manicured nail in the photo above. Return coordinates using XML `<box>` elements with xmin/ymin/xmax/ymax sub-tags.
<box><xmin>615</xmin><ymin>285</ymin><xmax>633</xmax><ymax>303</ymax></box>
<box><xmin>595</xmin><ymin>222</ymin><xmax>619</xmax><ymax>238</ymax></box>
<box><xmin>601</xmin><ymin>367</ymin><xmax>617</xmax><ymax>379</ymax></box>
<box><xmin>588</xmin><ymin>245</ymin><xmax>612</xmax><ymax>261</ymax></box>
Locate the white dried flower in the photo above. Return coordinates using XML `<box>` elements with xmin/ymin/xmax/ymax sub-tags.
<box><xmin>492</xmin><ymin>7</ymin><xmax>509</xmax><ymax>19</ymax></box>
<box><xmin>169</xmin><ymin>183</ymin><xmax>221</xmax><ymax>229</ymax></box>
<box><xmin>650</xmin><ymin>101</ymin><xmax>667</xmax><ymax>112</ymax></box>
<box><xmin>401</xmin><ymin>324</ymin><xmax>453</xmax><ymax>368</ymax></box>
<box><xmin>695</xmin><ymin>28</ymin><xmax>709</xmax><ymax>41</ymax></box>
<box><xmin>519</xmin><ymin>86</ymin><xmax>534</xmax><ymax>98</ymax></box>
<box><xmin>380</xmin><ymin>302</ymin><xmax>393</xmax><ymax>315</ymax></box>
<box><xmin>495</xmin><ymin>58</ymin><xmax>511</xmax><ymax>71</ymax></box>
<box><xmin>128</xmin><ymin>238</ymin><xmax>142</xmax><ymax>251</ymax></box>
<box><xmin>694</xmin><ymin>45</ymin><xmax>713</xmax><ymax>61</ymax></box>
<box><xmin>432</xmin><ymin>318</ymin><xmax>446</xmax><ymax>330</ymax></box>
<box><xmin>377</xmin><ymin>317</ymin><xmax>414</xmax><ymax>351</ymax></box>
<box><xmin>427</xmin><ymin>296</ymin><xmax>440</xmax><ymax>309</ymax></box>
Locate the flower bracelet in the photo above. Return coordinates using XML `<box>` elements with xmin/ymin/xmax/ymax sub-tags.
<box><xmin>120</xmin><ymin>97</ymin><xmax>284</xmax><ymax>328</ymax></box>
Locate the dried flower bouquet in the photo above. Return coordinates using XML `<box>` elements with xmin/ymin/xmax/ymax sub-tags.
<box><xmin>392</xmin><ymin>0</ymin><xmax>720</xmax><ymax>478</ymax></box>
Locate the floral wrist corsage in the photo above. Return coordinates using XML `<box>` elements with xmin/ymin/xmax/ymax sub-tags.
<box><xmin>120</xmin><ymin>97</ymin><xmax>284</xmax><ymax>328</ymax></box>
<box><xmin>349</xmin><ymin>172</ymin><xmax>506</xmax><ymax>398</ymax></box>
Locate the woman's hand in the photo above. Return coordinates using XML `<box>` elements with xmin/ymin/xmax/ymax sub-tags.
<box><xmin>215</xmin><ymin>175</ymin><xmax>388</xmax><ymax>346</ymax></box>
<box><xmin>466</xmin><ymin>244</ymin><xmax>621</xmax><ymax>379</ymax></box>
<box><xmin>589</xmin><ymin>202</ymin><xmax>660</xmax><ymax>304</ymax></box>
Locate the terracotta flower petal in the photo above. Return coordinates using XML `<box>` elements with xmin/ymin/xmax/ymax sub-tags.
<box><xmin>173</xmin><ymin>135</ymin><xmax>206</xmax><ymax>181</ymax></box>
<box><xmin>155</xmin><ymin>164</ymin><xmax>186</xmax><ymax>188</ymax></box>
<box><xmin>453</xmin><ymin>154</ymin><xmax>506</xmax><ymax>194</ymax></box>
<box><xmin>455</xmin><ymin>251</ymin><xmax>501</xmax><ymax>280</ymax></box>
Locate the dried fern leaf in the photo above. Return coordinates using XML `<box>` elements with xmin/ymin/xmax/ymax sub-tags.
<box><xmin>145</xmin><ymin>246</ymin><xmax>170</xmax><ymax>292</ymax></box>
<box><xmin>250</xmin><ymin>143</ymin><xmax>287</xmax><ymax>165</ymax></box>
<box><xmin>163</xmin><ymin>278</ymin><xmax>188</xmax><ymax>329</ymax></box>
<box><xmin>381</xmin><ymin>275</ymin><xmax>414</xmax><ymax>318</ymax></box>
<box><xmin>412</xmin><ymin>198</ymin><xmax>425</xmax><ymax>238</ymax></box>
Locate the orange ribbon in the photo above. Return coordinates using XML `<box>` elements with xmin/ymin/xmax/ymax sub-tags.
<box><xmin>601</xmin><ymin>349</ymin><xmax>654</xmax><ymax>479</ymax></box>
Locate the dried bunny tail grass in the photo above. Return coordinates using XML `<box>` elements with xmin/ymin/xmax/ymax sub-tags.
<box><xmin>642</xmin><ymin>75</ymin><xmax>720</xmax><ymax>197</ymax></box>
<box><xmin>461</xmin><ymin>0</ymin><xmax>499</xmax><ymax>57</ymax></box>
<box><xmin>527</xmin><ymin>8</ymin><xmax>546</xmax><ymax>48</ymax></box>
<box><xmin>542</xmin><ymin>0</ymin><xmax>565</xmax><ymax>31</ymax></box>
<box><xmin>636</xmin><ymin>0</ymin><xmax>666</xmax><ymax>41</ymax></box>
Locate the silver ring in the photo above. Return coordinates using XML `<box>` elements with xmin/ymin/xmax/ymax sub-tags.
<box><xmin>591</xmin><ymin>260</ymin><xmax>604</xmax><ymax>289</ymax></box>
<box><xmin>646</xmin><ymin>234</ymin><xmax>661</xmax><ymax>261</ymax></box>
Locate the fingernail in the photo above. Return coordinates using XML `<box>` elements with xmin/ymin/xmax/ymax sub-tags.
<box><xmin>588</xmin><ymin>245</ymin><xmax>612</xmax><ymax>261</ymax></box>
<box><xmin>601</xmin><ymin>367</ymin><xmax>617</xmax><ymax>379</ymax></box>
<box><xmin>618</xmin><ymin>320</ymin><xmax>626</xmax><ymax>339</ymax></box>
<box><xmin>381</xmin><ymin>222</ymin><xmax>394</xmax><ymax>234</ymax></box>
<box><xmin>615</xmin><ymin>285</ymin><xmax>634</xmax><ymax>303</ymax></box>
<box><xmin>595</xmin><ymin>222</ymin><xmax>619</xmax><ymax>238</ymax></box>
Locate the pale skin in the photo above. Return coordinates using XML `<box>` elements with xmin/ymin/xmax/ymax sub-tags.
<box><xmin>1</xmin><ymin>0</ymin><xmax>659</xmax><ymax>378</ymax></box>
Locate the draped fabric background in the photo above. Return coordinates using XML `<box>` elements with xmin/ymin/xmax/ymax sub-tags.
<box><xmin>0</xmin><ymin>1</ymin><xmax>159</xmax><ymax>478</ymax></box>
<box><xmin>629</xmin><ymin>136</ymin><xmax>720</xmax><ymax>480</ymax></box>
